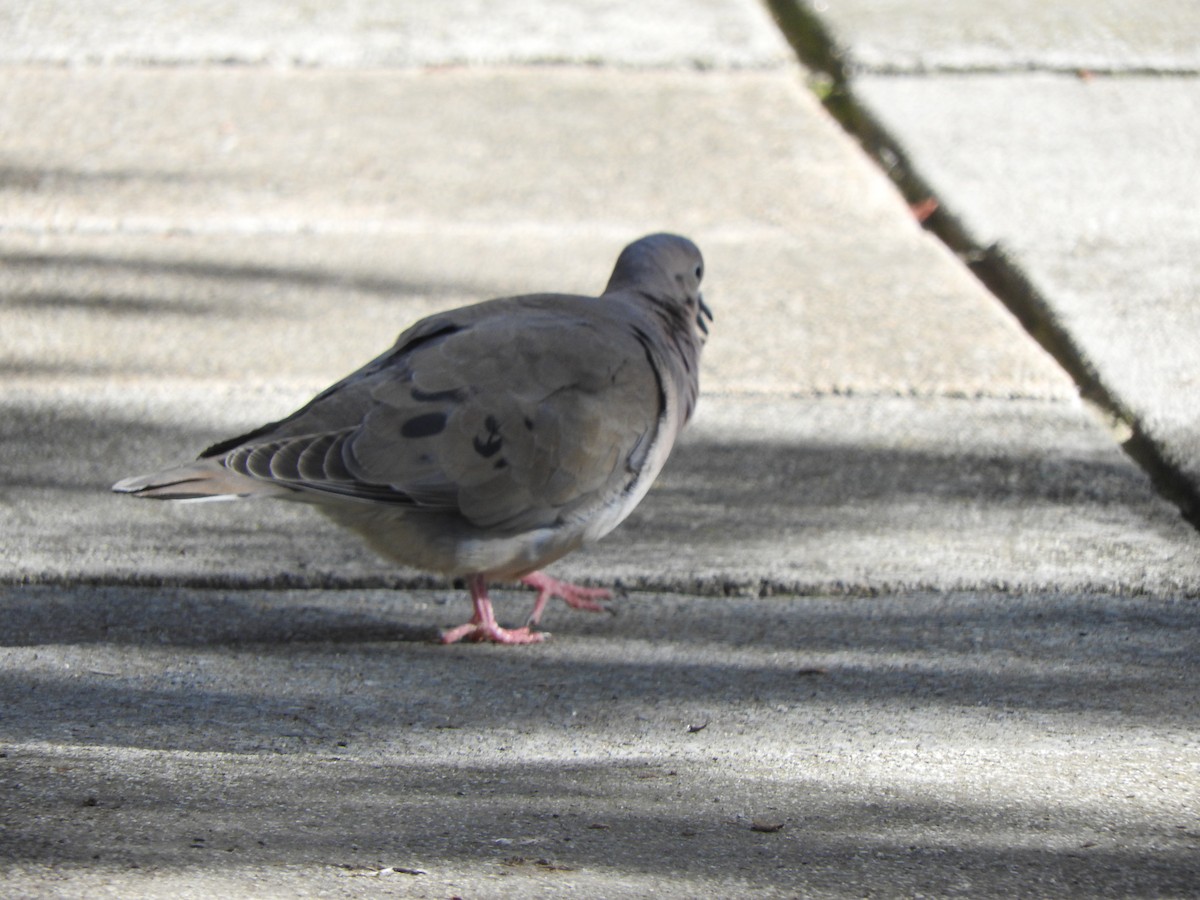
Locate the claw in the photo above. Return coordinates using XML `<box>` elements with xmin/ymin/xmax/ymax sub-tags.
<box><xmin>521</xmin><ymin>571</ymin><xmax>613</xmax><ymax>626</ymax></box>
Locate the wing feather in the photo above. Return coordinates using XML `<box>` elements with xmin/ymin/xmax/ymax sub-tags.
<box><xmin>206</xmin><ymin>296</ymin><xmax>664</xmax><ymax>530</ymax></box>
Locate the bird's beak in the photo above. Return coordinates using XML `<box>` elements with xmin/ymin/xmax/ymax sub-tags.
<box><xmin>697</xmin><ymin>294</ymin><xmax>713</xmax><ymax>335</ymax></box>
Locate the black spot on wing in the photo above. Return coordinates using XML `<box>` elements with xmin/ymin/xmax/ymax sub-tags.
<box><xmin>473</xmin><ymin>415</ymin><xmax>503</xmax><ymax>458</ymax></box>
<box><xmin>400</xmin><ymin>412</ymin><xmax>448</xmax><ymax>439</ymax></box>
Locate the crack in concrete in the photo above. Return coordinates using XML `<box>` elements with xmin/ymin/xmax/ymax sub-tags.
<box><xmin>763</xmin><ymin>0</ymin><xmax>1200</xmax><ymax>531</ymax></box>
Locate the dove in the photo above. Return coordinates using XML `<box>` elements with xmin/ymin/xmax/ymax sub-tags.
<box><xmin>113</xmin><ymin>233</ymin><xmax>711</xmax><ymax>644</ymax></box>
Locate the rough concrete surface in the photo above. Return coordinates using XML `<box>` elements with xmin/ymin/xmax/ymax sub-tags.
<box><xmin>855</xmin><ymin>73</ymin><xmax>1200</xmax><ymax>496</ymax></box>
<box><xmin>0</xmin><ymin>0</ymin><xmax>792</xmax><ymax>69</ymax></box>
<box><xmin>3</xmin><ymin>0</ymin><xmax>1199</xmax><ymax>897</ymax></box>
<box><xmin>5</xmin><ymin>388</ymin><xmax>1198</xmax><ymax>598</ymax></box>
<box><xmin>0</xmin><ymin>67</ymin><xmax>1071</xmax><ymax>399</ymax></box>
<box><xmin>794</xmin><ymin>0</ymin><xmax>1200</xmax><ymax>72</ymax></box>
<box><xmin>4</xmin><ymin>588</ymin><xmax>1199</xmax><ymax>898</ymax></box>
<box><xmin>787</xmin><ymin>0</ymin><xmax>1200</xmax><ymax>509</ymax></box>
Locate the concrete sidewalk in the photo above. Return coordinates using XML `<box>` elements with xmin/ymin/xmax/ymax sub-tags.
<box><xmin>2</xmin><ymin>1</ymin><xmax>1198</xmax><ymax>897</ymax></box>
<box><xmin>776</xmin><ymin>0</ymin><xmax>1200</xmax><ymax>519</ymax></box>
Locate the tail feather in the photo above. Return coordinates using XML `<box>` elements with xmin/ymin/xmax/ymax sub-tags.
<box><xmin>112</xmin><ymin>460</ymin><xmax>290</xmax><ymax>501</ymax></box>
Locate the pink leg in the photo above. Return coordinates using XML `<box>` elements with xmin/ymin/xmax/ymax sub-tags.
<box><xmin>439</xmin><ymin>574</ymin><xmax>546</xmax><ymax>645</ymax></box>
<box><xmin>521</xmin><ymin>571</ymin><xmax>613</xmax><ymax>627</ymax></box>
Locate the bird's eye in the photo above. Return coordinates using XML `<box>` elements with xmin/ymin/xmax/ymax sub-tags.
<box><xmin>694</xmin><ymin>265</ymin><xmax>703</xmax><ymax>280</ymax></box>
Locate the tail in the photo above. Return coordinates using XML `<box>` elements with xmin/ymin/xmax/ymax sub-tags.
<box><xmin>112</xmin><ymin>459</ymin><xmax>290</xmax><ymax>502</ymax></box>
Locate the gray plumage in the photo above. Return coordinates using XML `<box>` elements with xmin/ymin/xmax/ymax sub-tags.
<box><xmin>114</xmin><ymin>233</ymin><xmax>711</xmax><ymax>643</ymax></box>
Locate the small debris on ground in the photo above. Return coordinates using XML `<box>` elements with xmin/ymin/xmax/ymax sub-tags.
<box><xmin>751</xmin><ymin>820</ymin><xmax>785</xmax><ymax>833</ymax></box>
<box><xmin>341</xmin><ymin>865</ymin><xmax>426</xmax><ymax>877</ymax></box>
<box><xmin>910</xmin><ymin>197</ymin><xmax>939</xmax><ymax>222</ymax></box>
<box><xmin>501</xmin><ymin>856</ymin><xmax>575</xmax><ymax>872</ymax></box>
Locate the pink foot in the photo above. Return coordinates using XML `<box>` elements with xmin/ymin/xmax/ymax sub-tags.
<box><xmin>439</xmin><ymin>621</ymin><xmax>545</xmax><ymax>645</ymax></box>
<box><xmin>521</xmin><ymin>571</ymin><xmax>613</xmax><ymax>627</ymax></box>
<box><xmin>440</xmin><ymin>574</ymin><xmax>547</xmax><ymax>645</ymax></box>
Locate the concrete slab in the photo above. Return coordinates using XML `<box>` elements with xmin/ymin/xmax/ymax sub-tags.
<box><xmin>6</xmin><ymin>3</ymin><xmax>1198</xmax><ymax>896</ymax></box>
<box><xmin>2</xmin><ymin>586</ymin><xmax>1198</xmax><ymax>897</ymax></box>
<box><xmin>0</xmin><ymin>68</ymin><xmax>1072</xmax><ymax>400</ymax></box>
<box><xmin>5</xmin><ymin>388</ymin><xmax>1197</xmax><ymax>598</ymax></box>
<box><xmin>3</xmin><ymin>69</ymin><xmax>1191</xmax><ymax>607</ymax></box>
<box><xmin>854</xmin><ymin>73</ymin><xmax>1200</xmax><ymax>501</ymax></box>
<box><xmin>2</xmin><ymin>1</ymin><xmax>1200</xmax><ymax>897</ymax></box>
<box><xmin>0</xmin><ymin>66</ymin><xmax>941</xmax><ymax>238</ymax></box>
<box><xmin>788</xmin><ymin>0</ymin><xmax>1200</xmax><ymax>72</ymax></box>
<box><xmin>0</xmin><ymin>230</ymin><xmax>1070</xmax><ymax>402</ymax></box>
<box><xmin>0</xmin><ymin>0</ymin><xmax>791</xmax><ymax>69</ymax></box>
